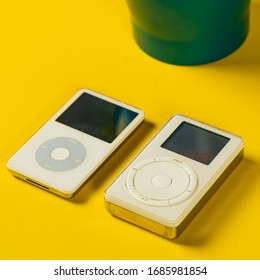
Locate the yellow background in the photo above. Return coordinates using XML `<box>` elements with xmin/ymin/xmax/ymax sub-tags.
<box><xmin>1</xmin><ymin>0</ymin><xmax>260</xmax><ymax>260</ymax></box>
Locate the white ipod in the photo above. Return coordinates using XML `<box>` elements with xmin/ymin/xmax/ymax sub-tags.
<box><xmin>7</xmin><ymin>89</ymin><xmax>144</xmax><ymax>198</ymax></box>
<box><xmin>105</xmin><ymin>114</ymin><xmax>244</xmax><ymax>238</ymax></box>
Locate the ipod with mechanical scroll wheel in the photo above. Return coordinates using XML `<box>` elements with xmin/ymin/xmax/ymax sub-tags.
<box><xmin>6</xmin><ymin>89</ymin><xmax>144</xmax><ymax>198</ymax></box>
<box><xmin>105</xmin><ymin>114</ymin><xmax>244</xmax><ymax>238</ymax></box>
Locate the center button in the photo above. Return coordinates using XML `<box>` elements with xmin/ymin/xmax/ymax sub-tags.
<box><xmin>51</xmin><ymin>147</ymin><xmax>70</xmax><ymax>161</ymax></box>
<box><xmin>152</xmin><ymin>174</ymin><xmax>172</xmax><ymax>188</ymax></box>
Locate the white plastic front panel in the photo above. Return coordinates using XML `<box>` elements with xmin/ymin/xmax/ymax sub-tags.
<box><xmin>7</xmin><ymin>89</ymin><xmax>144</xmax><ymax>195</ymax></box>
<box><xmin>105</xmin><ymin>114</ymin><xmax>243</xmax><ymax>227</ymax></box>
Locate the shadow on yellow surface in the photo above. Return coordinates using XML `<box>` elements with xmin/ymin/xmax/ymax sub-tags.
<box><xmin>174</xmin><ymin>158</ymin><xmax>260</xmax><ymax>246</ymax></box>
<box><xmin>70</xmin><ymin>121</ymin><xmax>155</xmax><ymax>204</ymax></box>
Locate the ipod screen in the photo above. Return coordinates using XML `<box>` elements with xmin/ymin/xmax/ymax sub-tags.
<box><xmin>161</xmin><ymin>122</ymin><xmax>230</xmax><ymax>165</ymax></box>
<box><xmin>56</xmin><ymin>92</ymin><xmax>138</xmax><ymax>143</ymax></box>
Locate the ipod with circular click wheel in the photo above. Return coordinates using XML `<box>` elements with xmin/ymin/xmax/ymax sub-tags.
<box><xmin>6</xmin><ymin>89</ymin><xmax>144</xmax><ymax>198</ymax></box>
<box><xmin>105</xmin><ymin>114</ymin><xmax>244</xmax><ymax>238</ymax></box>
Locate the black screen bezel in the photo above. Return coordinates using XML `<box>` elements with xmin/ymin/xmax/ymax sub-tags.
<box><xmin>55</xmin><ymin>92</ymin><xmax>139</xmax><ymax>143</ymax></box>
<box><xmin>161</xmin><ymin>122</ymin><xmax>230</xmax><ymax>165</ymax></box>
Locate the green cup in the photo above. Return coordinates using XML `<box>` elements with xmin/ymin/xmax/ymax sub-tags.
<box><xmin>126</xmin><ymin>0</ymin><xmax>251</xmax><ymax>65</ymax></box>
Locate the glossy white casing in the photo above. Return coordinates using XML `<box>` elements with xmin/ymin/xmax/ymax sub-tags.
<box><xmin>7</xmin><ymin>89</ymin><xmax>144</xmax><ymax>198</ymax></box>
<box><xmin>105</xmin><ymin>115</ymin><xmax>243</xmax><ymax>235</ymax></box>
